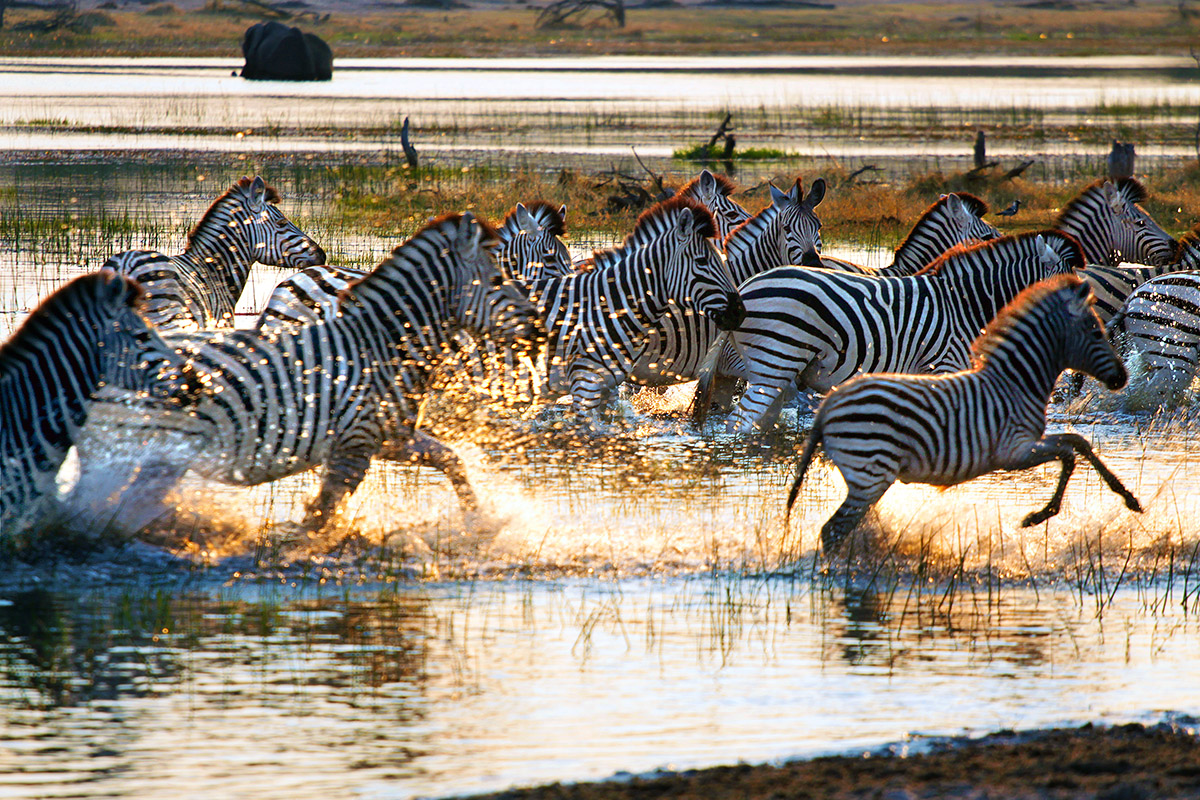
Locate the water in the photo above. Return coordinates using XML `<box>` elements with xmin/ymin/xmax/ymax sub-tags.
<box><xmin>5</xmin><ymin>54</ymin><xmax>1200</xmax><ymax>799</ymax></box>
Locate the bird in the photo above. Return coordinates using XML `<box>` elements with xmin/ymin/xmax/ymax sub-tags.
<box><xmin>996</xmin><ymin>199</ymin><xmax>1022</xmax><ymax>217</ymax></box>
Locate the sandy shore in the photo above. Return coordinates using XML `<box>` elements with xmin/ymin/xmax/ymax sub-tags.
<box><xmin>464</xmin><ymin>723</ymin><xmax>1200</xmax><ymax>800</ymax></box>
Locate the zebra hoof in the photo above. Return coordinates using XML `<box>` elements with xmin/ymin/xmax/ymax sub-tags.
<box><xmin>1021</xmin><ymin>506</ymin><xmax>1058</xmax><ymax>527</ymax></box>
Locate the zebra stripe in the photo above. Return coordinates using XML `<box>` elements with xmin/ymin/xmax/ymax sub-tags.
<box><xmin>677</xmin><ymin>169</ymin><xmax>752</xmax><ymax>243</ymax></box>
<box><xmin>703</xmin><ymin>231</ymin><xmax>1085</xmax><ymax>433</ymax></box>
<box><xmin>820</xmin><ymin>193</ymin><xmax>999</xmax><ymax>276</ymax></box>
<box><xmin>106</xmin><ymin>176</ymin><xmax>325</xmax><ymax>333</ymax></box>
<box><xmin>785</xmin><ymin>274</ymin><xmax>1140</xmax><ymax>551</ymax></box>
<box><xmin>1055</xmin><ymin>177</ymin><xmax>1176</xmax><ymax>267</ymax></box>
<box><xmin>1079</xmin><ymin>226</ymin><xmax>1200</xmax><ymax>324</ymax></box>
<box><xmin>70</xmin><ymin>213</ymin><xmax>540</xmax><ymax>533</ymax></box>
<box><xmin>623</xmin><ymin>177</ymin><xmax>824</xmax><ymax>388</ymax></box>
<box><xmin>1107</xmin><ymin>227</ymin><xmax>1200</xmax><ymax>384</ymax></box>
<box><xmin>1</xmin><ymin>271</ymin><xmax>196</xmax><ymax>537</ymax></box>
<box><xmin>529</xmin><ymin>194</ymin><xmax>744</xmax><ymax>410</ymax></box>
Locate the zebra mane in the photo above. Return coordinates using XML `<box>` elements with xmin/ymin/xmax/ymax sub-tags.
<box><xmin>339</xmin><ymin>212</ymin><xmax>500</xmax><ymax>306</ymax></box>
<box><xmin>0</xmin><ymin>271</ymin><xmax>141</xmax><ymax>378</ymax></box>
<box><xmin>678</xmin><ymin>171</ymin><xmax>737</xmax><ymax>199</ymax></box>
<box><xmin>1176</xmin><ymin>223</ymin><xmax>1200</xmax><ymax>265</ymax></box>
<box><xmin>1054</xmin><ymin>177</ymin><xmax>1149</xmax><ymax>230</ymax></box>
<box><xmin>913</xmin><ymin>230</ymin><xmax>1085</xmax><ymax>277</ymax></box>
<box><xmin>892</xmin><ymin>192</ymin><xmax>990</xmax><ymax>257</ymax></box>
<box><xmin>186</xmin><ymin>176</ymin><xmax>282</xmax><ymax>247</ymax></box>
<box><xmin>723</xmin><ymin>199</ymin><xmax>776</xmax><ymax>254</ymax></box>
<box><xmin>499</xmin><ymin>201</ymin><xmax>566</xmax><ymax>239</ymax></box>
<box><xmin>591</xmin><ymin>195</ymin><xmax>717</xmax><ymax>269</ymax></box>
<box><xmin>971</xmin><ymin>274</ymin><xmax>1088</xmax><ymax>364</ymax></box>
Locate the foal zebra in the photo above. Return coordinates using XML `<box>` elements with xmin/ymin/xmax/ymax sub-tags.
<box><xmin>677</xmin><ymin>169</ymin><xmax>752</xmax><ymax>243</ymax></box>
<box><xmin>624</xmin><ymin>177</ymin><xmax>824</xmax><ymax>388</ymax></box>
<box><xmin>1</xmin><ymin>271</ymin><xmax>196</xmax><ymax>537</ymax></box>
<box><xmin>107</xmin><ymin>176</ymin><xmax>326</xmax><ymax>332</ymax></box>
<box><xmin>819</xmin><ymin>193</ymin><xmax>999</xmax><ymax>276</ymax></box>
<box><xmin>71</xmin><ymin>213</ymin><xmax>540</xmax><ymax>534</ymax></box>
<box><xmin>530</xmin><ymin>195</ymin><xmax>744</xmax><ymax>411</ymax></box>
<box><xmin>255</xmin><ymin>201</ymin><xmax>570</xmax><ymax>333</ymax></box>
<box><xmin>1106</xmin><ymin>225</ymin><xmax>1200</xmax><ymax>388</ymax></box>
<box><xmin>785</xmin><ymin>274</ymin><xmax>1141</xmax><ymax>551</ymax></box>
<box><xmin>700</xmin><ymin>231</ymin><xmax>1085</xmax><ymax>433</ymax></box>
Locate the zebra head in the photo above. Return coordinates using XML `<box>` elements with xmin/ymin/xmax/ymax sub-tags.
<box><xmin>448</xmin><ymin>212</ymin><xmax>543</xmax><ymax>356</ymax></box>
<box><xmin>943</xmin><ymin>192</ymin><xmax>1000</xmax><ymax>242</ymax></box>
<box><xmin>678</xmin><ymin>169</ymin><xmax>751</xmax><ymax>243</ymax></box>
<box><xmin>214</xmin><ymin>175</ymin><xmax>327</xmax><ymax>270</ymax></box>
<box><xmin>768</xmin><ymin>177</ymin><xmax>825</xmax><ymax>268</ymax></box>
<box><xmin>496</xmin><ymin>201</ymin><xmax>572</xmax><ymax>283</ymax></box>
<box><xmin>640</xmin><ymin>195</ymin><xmax>745</xmax><ymax>332</ymax></box>
<box><xmin>1173</xmin><ymin>224</ymin><xmax>1200</xmax><ymax>269</ymax></box>
<box><xmin>1056</xmin><ymin>178</ymin><xmax>1175</xmax><ymax>267</ymax></box>
<box><xmin>1050</xmin><ymin>276</ymin><xmax>1128</xmax><ymax>390</ymax></box>
<box><xmin>91</xmin><ymin>271</ymin><xmax>201</xmax><ymax>405</ymax></box>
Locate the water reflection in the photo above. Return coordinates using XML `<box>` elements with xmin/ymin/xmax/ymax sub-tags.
<box><xmin>1</xmin><ymin>578</ymin><xmax>1197</xmax><ymax>798</ymax></box>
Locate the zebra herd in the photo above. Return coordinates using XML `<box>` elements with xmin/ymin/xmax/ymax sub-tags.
<box><xmin>1</xmin><ymin>169</ymin><xmax>1195</xmax><ymax>549</ymax></box>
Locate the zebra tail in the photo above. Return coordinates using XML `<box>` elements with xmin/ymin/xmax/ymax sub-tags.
<box><xmin>784</xmin><ymin>417</ymin><xmax>824</xmax><ymax>531</ymax></box>
<box><xmin>689</xmin><ymin>331</ymin><xmax>730</xmax><ymax>427</ymax></box>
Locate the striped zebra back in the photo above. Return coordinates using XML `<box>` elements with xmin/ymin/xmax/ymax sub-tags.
<box><xmin>530</xmin><ymin>195</ymin><xmax>740</xmax><ymax>407</ymax></box>
<box><xmin>724</xmin><ymin>176</ymin><xmax>825</xmax><ymax>284</ymax></box>
<box><xmin>496</xmin><ymin>201</ymin><xmax>572</xmax><ymax>282</ymax></box>
<box><xmin>678</xmin><ymin>169</ymin><xmax>751</xmax><ymax>244</ymax></box>
<box><xmin>1054</xmin><ymin>177</ymin><xmax>1176</xmax><ymax>267</ymax></box>
<box><xmin>0</xmin><ymin>271</ymin><xmax>195</xmax><ymax>535</ymax></box>
<box><xmin>107</xmin><ymin>176</ymin><xmax>325</xmax><ymax>332</ymax></box>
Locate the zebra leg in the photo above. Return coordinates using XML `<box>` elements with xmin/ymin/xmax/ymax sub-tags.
<box><xmin>303</xmin><ymin>451</ymin><xmax>374</xmax><ymax>532</ymax></box>
<box><xmin>1016</xmin><ymin>433</ymin><xmax>1142</xmax><ymax>527</ymax></box>
<box><xmin>727</xmin><ymin>379</ymin><xmax>790</xmax><ymax>433</ymax></box>
<box><xmin>377</xmin><ymin>431</ymin><xmax>477</xmax><ymax>512</ymax></box>
<box><xmin>821</xmin><ymin>476</ymin><xmax>892</xmax><ymax>552</ymax></box>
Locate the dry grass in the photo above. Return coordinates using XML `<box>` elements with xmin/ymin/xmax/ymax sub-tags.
<box><xmin>0</xmin><ymin>2</ymin><xmax>1197</xmax><ymax>58</ymax></box>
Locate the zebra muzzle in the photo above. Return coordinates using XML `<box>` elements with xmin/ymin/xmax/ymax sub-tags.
<box><xmin>710</xmin><ymin>292</ymin><xmax>746</xmax><ymax>331</ymax></box>
<box><xmin>799</xmin><ymin>249</ymin><xmax>823</xmax><ymax>268</ymax></box>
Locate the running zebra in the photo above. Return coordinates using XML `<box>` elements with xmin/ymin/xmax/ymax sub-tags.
<box><xmin>677</xmin><ymin>169</ymin><xmax>752</xmax><ymax>243</ymax></box>
<box><xmin>785</xmin><ymin>274</ymin><xmax>1142</xmax><ymax>551</ymax></box>
<box><xmin>698</xmin><ymin>231</ymin><xmax>1085</xmax><ymax>433</ymax></box>
<box><xmin>530</xmin><ymin>195</ymin><xmax>745</xmax><ymax>411</ymax></box>
<box><xmin>624</xmin><ymin>177</ymin><xmax>825</xmax><ymax>388</ymax></box>
<box><xmin>107</xmin><ymin>176</ymin><xmax>326</xmax><ymax>332</ymax></box>
<box><xmin>70</xmin><ymin>213</ymin><xmax>541</xmax><ymax>533</ymax></box>
<box><xmin>1055</xmin><ymin>177</ymin><xmax>1175</xmax><ymax>268</ymax></box>
<box><xmin>255</xmin><ymin>200</ymin><xmax>570</xmax><ymax>332</ymax></box>
<box><xmin>1</xmin><ymin>271</ymin><xmax>197</xmax><ymax>538</ymax></box>
<box><xmin>1106</xmin><ymin>225</ymin><xmax>1200</xmax><ymax>387</ymax></box>
<box><xmin>819</xmin><ymin>193</ymin><xmax>999</xmax><ymax>276</ymax></box>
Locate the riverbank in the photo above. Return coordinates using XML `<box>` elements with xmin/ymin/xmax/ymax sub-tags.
<box><xmin>465</xmin><ymin>723</ymin><xmax>1200</xmax><ymax>800</ymax></box>
<box><xmin>0</xmin><ymin>1</ymin><xmax>1197</xmax><ymax>59</ymax></box>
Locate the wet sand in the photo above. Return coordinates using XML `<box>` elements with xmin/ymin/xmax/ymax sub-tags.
<box><xmin>465</xmin><ymin>723</ymin><xmax>1200</xmax><ymax>800</ymax></box>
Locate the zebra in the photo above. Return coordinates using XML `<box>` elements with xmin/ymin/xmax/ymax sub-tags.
<box><xmin>106</xmin><ymin>176</ymin><xmax>326</xmax><ymax>333</ymax></box>
<box><xmin>784</xmin><ymin>274</ymin><xmax>1142</xmax><ymax>552</ymax></box>
<box><xmin>677</xmin><ymin>169</ymin><xmax>752</xmax><ymax>243</ymax></box>
<box><xmin>697</xmin><ymin>231</ymin><xmax>1086</xmax><ymax>433</ymax></box>
<box><xmin>529</xmin><ymin>194</ymin><xmax>745</xmax><ymax>411</ymax></box>
<box><xmin>1105</xmin><ymin>225</ymin><xmax>1200</xmax><ymax>389</ymax></box>
<box><xmin>1056</xmin><ymin>177</ymin><xmax>1175</xmax><ymax>268</ymax></box>
<box><xmin>69</xmin><ymin>213</ymin><xmax>541</xmax><ymax>534</ymax></box>
<box><xmin>255</xmin><ymin>200</ymin><xmax>571</xmax><ymax>333</ymax></box>
<box><xmin>624</xmin><ymin>177</ymin><xmax>825</xmax><ymax>389</ymax></box>
<box><xmin>1</xmin><ymin>271</ymin><xmax>197</xmax><ymax>538</ymax></box>
<box><xmin>818</xmin><ymin>192</ymin><xmax>1000</xmax><ymax>276</ymax></box>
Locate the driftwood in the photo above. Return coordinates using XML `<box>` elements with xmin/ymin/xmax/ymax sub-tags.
<box><xmin>1107</xmin><ymin>140</ymin><xmax>1135</xmax><ymax>180</ymax></box>
<box><xmin>400</xmin><ymin>116</ymin><xmax>419</xmax><ymax>169</ymax></box>
<box><xmin>536</xmin><ymin>0</ymin><xmax>624</xmax><ymax>28</ymax></box>
<box><xmin>840</xmin><ymin>164</ymin><xmax>882</xmax><ymax>187</ymax></box>
<box><xmin>1001</xmin><ymin>159</ymin><xmax>1037</xmax><ymax>181</ymax></box>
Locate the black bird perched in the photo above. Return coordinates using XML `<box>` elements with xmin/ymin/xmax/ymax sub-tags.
<box><xmin>996</xmin><ymin>199</ymin><xmax>1022</xmax><ymax>217</ymax></box>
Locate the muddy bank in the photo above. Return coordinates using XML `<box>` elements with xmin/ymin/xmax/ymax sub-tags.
<box><xmin>465</xmin><ymin>723</ymin><xmax>1200</xmax><ymax>800</ymax></box>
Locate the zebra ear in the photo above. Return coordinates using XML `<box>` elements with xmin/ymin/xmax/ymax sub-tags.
<box><xmin>559</xmin><ymin>204</ymin><xmax>567</xmax><ymax>225</ymax></box>
<box><xmin>944</xmin><ymin>193</ymin><xmax>968</xmax><ymax>224</ymax></box>
<box><xmin>459</xmin><ymin>211</ymin><xmax>482</xmax><ymax>249</ymax></box>
<box><xmin>698</xmin><ymin>169</ymin><xmax>717</xmax><ymax>193</ymax></box>
<box><xmin>1035</xmin><ymin>234</ymin><xmax>1058</xmax><ymax>265</ymax></box>
<box><xmin>788</xmin><ymin>178</ymin><xmax>803</xmax><ymax>203</ymax></box>
<box><xmin>675</xmin><ymin>206</ymin><xmax>695</xmax><ymax>240</ymax></box>
<box><xmin>248</xmin><ymin>176</ymin><xmax>268</xmax><ymax>210</ymax></box>
<box><xmin>514</xmin><ymin>203</ymin><xmax>538</xmax><ymax>234</ymax></box>
<box><xmin>805</xmin><ymin>178</ymin><xmax>826</xmax><ymax>209</ymax></box>
<box><xmin>1102</xmin><ymin>180</ymin><xmax>1127</xmax><ymax>215</ymax></box>
<box><xmin>769</xmin><ymin>182</ymin><xmax>788</xmax><ymax>207</ymax></box>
